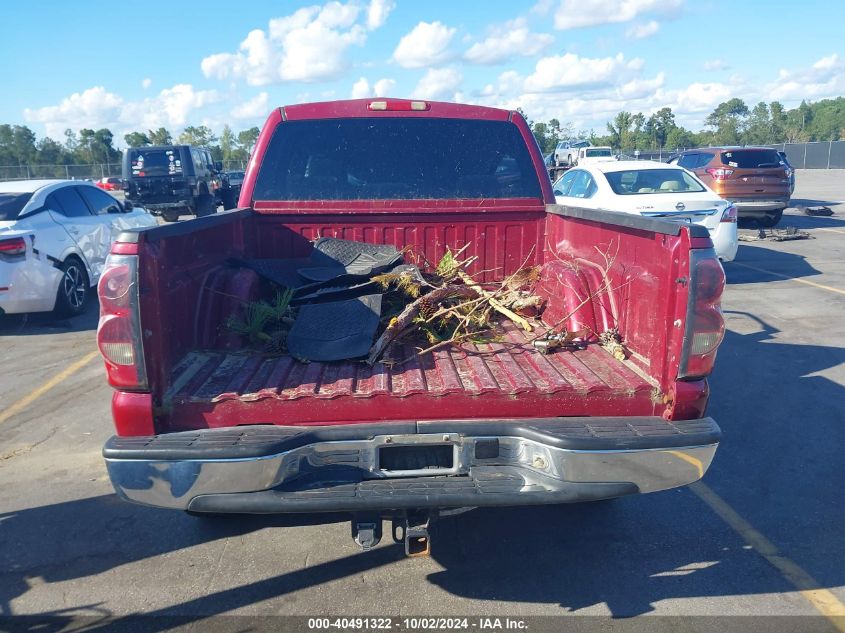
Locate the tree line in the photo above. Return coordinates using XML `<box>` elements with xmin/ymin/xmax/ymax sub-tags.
<box><xmin>0</xmin><ymin>124</ymin><xmax>260</xmax><ymax>169</ymax></box>
<box><xmin>2</xmin><ymin>96</ymin><xmax>844</xmax><ymax>169</ymax></box>
<box><xmin>524</xmin><ymin>96</ymin><xmax>845</xmax><ymax>155</ymax></box>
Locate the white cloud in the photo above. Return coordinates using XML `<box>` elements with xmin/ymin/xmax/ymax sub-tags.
<box><xmin>141</xmin><ymin>78</ymin><xmax>152</xmax><ymax>89</ymax></box>
<box><xmin>550</xmin><ymin>0</ymin><xmax>682</xmax><ymax>30</ymax></box>
<box><xmin>24</xmin><ymin>84</ymin><xmax>220</xmax><ymax>139</ymax></box>
<box><xmin>617</xmin><ymin>72</ymin><xmax>665</xmax><ymax>98</ymax></box>
<box><xmin>231</xmin><ymin>92</ymin><xmax>269</xmax><ymax>119</ymax></box>
<box><xmin>768</xmin><ymin>53</ymin><xmax>845</xmax><ymax>102</ymax></box>
<box><xmin>703</xmin><ymin>59</ymin><xmax>729</xmax><ymax>72</ymax></box>
<box><xmin>201</xmin><ymin>2</ymin><xmax>369</xmax><ymax>86</ymax></box>
<box><xmin>351</xmin><ymin>77</ymin><xmax>371</xmax><ymax>99</ymax></box>
<box><xmin>625</xmin><ymin>20</ymin><xmax>659</xmax><ymax>39</ymax></box>
<box><xmin>374</xmin><ymin>78</ymin><xmax>396</xmax><ymax>96</ymax></box>
<box><xmin>366</xmin><ymin>0</ymin><xmax>395</xmax><ymax>29</ymax></box>
<box><xmin>393</xmin><ymin>21</ymin><xmax>456</xmax><ymax>69</ymax></box>
<box><xmin>351</xmin><ymin>76</ymin><xmax>396</xmax><ymax>98</ymax></box>
<box><xmin>414</xmin><ymin>68</ymin><xmax>462</xmax><ymax>100</ymax></box>
<box><xmin>671</xmin><ymin>82</ymin><xmax>732</xmax><ymax>113</ymax></box>
<box><xmin>524</xmin><ymin>53</ymin><xmax>644</xmax><ymax>93</ymax></box>
<box><xmin>464</xmin><ymin>18</ymin><xmax>554</xmax><ymax>65</ymax></box>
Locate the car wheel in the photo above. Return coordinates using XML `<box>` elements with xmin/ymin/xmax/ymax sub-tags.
<box><xmin>758</xmin><ymin>208</ymin><xmax>784</xmax><ymax>228</ymax></box>
<box><xmin>162</xmin><ymin>209</ymin><xmax>180</xmax><ymax>222</ymax></box>
<box><xmin>194</xmin><ymin>193</ymin><xmax>216</xmax><ymax>217</ymax></box>
<box><xmin>221</xmin><ymin>189</ymin><xmax>238</xmax><ymax>210</ymax></box>
<box><xmin>55</xmin><ymin>257</ymin><xmax>89</xmax><ymax>317</ymax></box>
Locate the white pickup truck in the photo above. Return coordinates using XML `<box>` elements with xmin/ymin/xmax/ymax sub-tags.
<box><xmin>575</xmin><ymin>146</ymin><xmax>615</xmax><ymax>166</ymax></box>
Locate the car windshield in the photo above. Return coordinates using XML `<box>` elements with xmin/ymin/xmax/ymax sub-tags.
<box><xmin>604</xmin><ymin>169</ymin><xmax>706</xmax><ymax>195</ymax></box>
<box><xmin>254</xmin><ymin>118</ymin><xmax>542</xmax><ymax>200</ymax></box>
<box><xmin>128</xmin><ymin>148</ymin><xmax>184</xmax><ymax>177</ymax></box>
<box><xmin>586</xmin><ymin>148</ymin><xmax>612</xmax><ymax>157</ymax></box>
<box><xmin>227</xmin><ymin>171</ymin><xmax>245</xmax><ymax>184</ymax></box>
<box><xmin>0</xmin><ymin>192</ymin><xmax>34</xmax><ymax>220</ymax></box>
<box><xmin>720</xmin><ymin>149</ymin><xmax>783</xmax><ymax>169</ymax></box>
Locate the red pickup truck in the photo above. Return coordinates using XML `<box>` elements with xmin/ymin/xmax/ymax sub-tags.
<box><xmin>97</xmin><ymin>99</ymin><xmax>724</xmax><ymax>554</ymax></box>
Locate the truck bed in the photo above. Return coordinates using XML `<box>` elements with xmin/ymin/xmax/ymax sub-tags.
<box><xmin>161</xmin><ymin>321</ymin><xmax>657</xmax><ymax>430</ymax></box>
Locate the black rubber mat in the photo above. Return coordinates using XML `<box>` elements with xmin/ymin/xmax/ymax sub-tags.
<box><xmin>229</xmin><ymin>257</ymin><xmax>313</xmax><ymax>289</ymax></box>
<box><xmin>299</xmin><ymin>237</ymin><xmax>402</xmax><ymax>281</ymax></box>
<box><xmin>286</xmin><ymin>294</ymin><xmax>383</xmax><ymax>362</ymax></box>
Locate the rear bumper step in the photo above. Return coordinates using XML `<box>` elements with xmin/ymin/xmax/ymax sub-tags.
<box><xmin>103</xmin><ymin>416</ymin><xmax>720</xmax><ymax>512</ymax></box>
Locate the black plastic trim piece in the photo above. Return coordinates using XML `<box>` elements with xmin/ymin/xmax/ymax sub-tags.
<box><xmin>115</xmin><ymin>208</ymin><xmax>252</xmax><ymax>244</ymax></box>
<box><xmin>103</xmin><ymin>416</ymin><xmax>720</xmax><ymax>461</ymax></box>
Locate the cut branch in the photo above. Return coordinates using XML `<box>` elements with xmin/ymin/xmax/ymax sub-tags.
<box><xmin>367</xmin><ymin>285</ymin><xmax>477</xmax><ymax>365</ymax></box>
<box><xmin>456</xmin><ymin>270</ymin><xmax>533</xmax><ymax>332</ymax></box>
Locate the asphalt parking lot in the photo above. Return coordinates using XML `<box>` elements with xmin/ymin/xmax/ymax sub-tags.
<box><xmin>1</xmin><ymin>170</ymin><xmax>844</xmax><ymax>627</ymax></box>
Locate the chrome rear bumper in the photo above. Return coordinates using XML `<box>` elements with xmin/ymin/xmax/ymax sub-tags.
<box><xmin>103</xmin><ymin>417</ymin><xmax>720</xmax><ymax>513</ymax></box>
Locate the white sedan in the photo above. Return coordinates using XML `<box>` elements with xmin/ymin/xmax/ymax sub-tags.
<box><xmin>0</xmin><ymin>179</ymin><xmax>157</xmax><ymax>316</ymax></box>
<box><xmin>553</xmin><ymin>161</ymin><xmax>738</xmax><ymax>262</ymax></box>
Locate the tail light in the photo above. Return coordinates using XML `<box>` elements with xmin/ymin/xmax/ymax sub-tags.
<box><xmin>720</xmin><ymin>205</ymin><xmax>738</xmax><ymax>223</ymax></box>
<box><xmin>97</xmin><ymin>244</ymin><xmax>148</xmax><ymax>390</ymax></box>
<box><xmin>679</xmin><ymin>251</ymin><xmax>725</xmax><ymax>380</ymax></box>
<box><xmin>706</xmin><ymin>168</ymin><xmax>734</xmax><ymax>181</ymax></box>
<box><xmin>0</xmin><ymin>236</ymin><xmax>26</xmax><ymax>258</ymax></box>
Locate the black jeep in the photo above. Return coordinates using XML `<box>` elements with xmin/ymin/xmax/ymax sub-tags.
<box><xmin>122</xmin><ymin>145</ymin><xmax>221</xmax><ymax>222</ymax></box>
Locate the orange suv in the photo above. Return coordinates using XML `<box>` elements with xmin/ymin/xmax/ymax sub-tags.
<box><xmin>670</xmin><ymin>147</ymin><xmax>790</xmax><ymax>226</ymax></box>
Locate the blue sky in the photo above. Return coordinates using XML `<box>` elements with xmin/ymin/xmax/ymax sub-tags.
<box><xmin>3</xmin><ymin>0</ymin><xmax>844</xmax><ymax>145</ymax></box>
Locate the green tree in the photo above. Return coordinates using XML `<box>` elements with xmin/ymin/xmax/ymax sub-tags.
<box><xmin>124</xmin><ymin>131</ymin><xmax>151</xmax><ymax>147</ymax></box>
<box><xmin>607</xmin><ymin>111</ymin><xmax>635</xmax><ymax>150</ymax></box>
<box><xmin>705</xmin><ymin>98</ymin><xmax>749</xmax><ymax>145</ymax></box>
<box><xmin>147</xmin><ymin>127</ymin><xmax>173</xmax><ymax>145</ymax></box>
<box><xmin>645</xmin><ymin>107</ymin><xmax>676</xmax><ymax>149</ymax></box>
<box><xmin>743</xmin><ymin>102</ymin><xmax>773</xmax><ymax>145</ymax></box>
<box><xmin>237</xmin><ymin>127</ymin><xmax>260</xmax><ymax>155</ymax></box>
<box><xmin>178</xmin><ymin>125</ymin><xmax>217</xmax><ymax>147</ymax></box>
<box><xmin>35</xmin><ymin>137</ymin><xmax>67</xmax><ymax>164</ymax></box>
<box><xmin>219</xmin><ymin>125</ymin><xmax>236</xmax><ymax>162</ymax></box>
<box><xmin>665</xmin><ymin>126</ymin><xmax>696</xmax><ymax>150</ymax></box>
<box><xmin>0</xmin><ymin>125</ymin><xmax>38</xmax><ymax>164</ymax></box>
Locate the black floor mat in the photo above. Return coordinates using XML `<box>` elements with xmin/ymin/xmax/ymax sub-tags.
<box><xmin>299</xmin><ymin>237</ymin><xmax>402</xmax><ymax>281</ymax></box>
<box><xmin>229</xmin><ymin>257</ymin><xmax>313</xmax><ymax>289</ymax></box>
<box><xmin>286</xmin><ymin>295</ymin><xmax>383</xmax><ymax>362</ymax></box>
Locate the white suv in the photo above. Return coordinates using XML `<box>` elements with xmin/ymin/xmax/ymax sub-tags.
<box><xmin>554</xmin><ymin>139</ymin><xmax>591</xmax><ymax>166</ymax></box>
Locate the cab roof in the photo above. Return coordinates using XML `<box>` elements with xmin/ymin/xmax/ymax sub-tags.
<box><xmin>281</xmin><ymin>98</ymin><xmax>513</xmax><ymax>121</ymax></box>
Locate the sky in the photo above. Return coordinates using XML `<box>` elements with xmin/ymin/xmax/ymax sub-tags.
<box><xmin>3</xmin><ymin>0</ymin><xmax>844</xmax><ymax>146</ymax></box>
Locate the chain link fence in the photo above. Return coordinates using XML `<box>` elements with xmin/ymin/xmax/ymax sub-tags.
<box><xmin>622</xmin><ymin>142</ymin><xmax>845</xmax><ymax>168</ymax></box>
<box><xmin>0</xmin><ymin>160</ymin><xmax>249</xmax><ymax>182</ymax></box>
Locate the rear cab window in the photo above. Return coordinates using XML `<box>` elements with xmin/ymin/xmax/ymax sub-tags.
<box><xmin>253</xmin><ymin>118</ymin><xmax>542</xmax><ymax>200</ymax></box>
<box><xmin>605</xmin><ymin>169</ymin><xmax>706</xmax><ymax>195</ymax></box>
<box><xmin>720</xmin><ymin>149</ymin><xmax>784</xmax><ymax>169</ymax></box>
<box><xmin>129</xmin><ymin>148</ymin><xmax>185</xmax><ymax>177</ymax></box>
<box><xmin>584</xmin><ymin>148</ymin><xmax>612</xmax><ymax>158</ymax></box>
<box><xmin>0</xmin><ymin>193</ymin><xmax>33</xmax><ymax>221</ymax></box>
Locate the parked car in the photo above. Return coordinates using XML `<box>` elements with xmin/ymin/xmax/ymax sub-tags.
<box><xmin>0</xmin><ymin>180</ymin><xmax>156</xmax><ymax>316</ymax></box>
<box><xmin>668</xmin><ymin>147</ymin><xmax>790</xmax><ymax>226</ymax></box>
<box><xmin>122</xmin><ymin>145</ymin><xmax>221</xmax><ymax>222</ymax></box>
<box><xmin>575</xmin><ymin>146</ymin><xmax>615</xmax><ymax>166</ymax></box>
<box><xmin>777</xmin><ymin>151</ymin><xmax>796</xmax><ymax>195</ymax></box>
<box><xmin>553</xmin><ymin>161</ymin><xmax>738</xmax><ymax>261</ymax></box>
<box><xmin>217</xmin><ymin>170</ymin><xmax>245</xmax><ymax>210</ymax></box>
<box><xmin>554</xmin><ymin>139</ymin><xmax>591</xmax><ymax>166</ymax></box>
<box><xmin>96</xmin><ymin>177</ymin><xmax>123</xmax><ymax>191</ymax></box>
